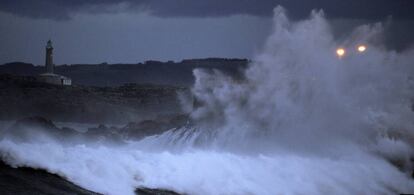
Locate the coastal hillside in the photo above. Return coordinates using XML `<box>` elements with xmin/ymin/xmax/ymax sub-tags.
<box><xmin>0</xmin><ymin>58</ymin><xmax>248</xmax><ymax>87</ymax></box>
<box><xmin>0</xmin><ymin>74</ymin><xmax>188</xmax><ymax>124</ymax></box>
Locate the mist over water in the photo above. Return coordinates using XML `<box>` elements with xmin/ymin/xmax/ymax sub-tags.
<box><xmin>1</xmin><ymin>7</ymin><xmax>414</xmax><ymax>195</ymax></box>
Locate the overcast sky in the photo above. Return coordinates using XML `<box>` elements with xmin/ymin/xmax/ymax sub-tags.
<box><xmin>0</xmin><ymin>0</ymin><xmax>413</xmax><ymax>65</ymax></box>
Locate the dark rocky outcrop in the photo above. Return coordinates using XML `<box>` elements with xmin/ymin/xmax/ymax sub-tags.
<box><xmin>5</xmin><ymin>114</ymin><xmax>190</xmax><ymax>142</ymax></box>
<box><xmin>120</xmin><ymin>114</ymin><xmax>190</xmax><ymax>139</ymax></box>
<box><xmin>0</xmin><ymin>160</ymin><xmax>99</xmax><ymax>195</ymax></box>
<box><xmin>11</xmin><ymin>116</ymin><xmax>58</xmax><ymax>130</ymax></box>
<box><xmin>4</xmin><ymin>116</ymin><xmax>79</xmax><ymax>142</ymax></box>
<box><xmin>0</xmin><ymin>75</ymin><xmax>187</xmax><ymax>124</ymax></box>
<box><xmin>83</xmin><ymin>114</ymin><xmax>190</xmax><ymax>140</ymax></box>
<box><xmin>0</xmin><ymin>160</ymin><xmax>182</xmax><ymax>195</ymax></box>
<box><xmin>135</xmin><ymin>188</ymin><xmax>182</xmax><ymax>195</ymax></box>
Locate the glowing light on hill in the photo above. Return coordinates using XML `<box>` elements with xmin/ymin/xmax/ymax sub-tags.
<box><xmin>357</xmin><ymin>45</ymin><xmax>367</xmax><ymax>53</ymax></box>
<box><xmin>336</xmin><ymin>48</ymin><xmax>346</xmax><ymax>58</ymax></box>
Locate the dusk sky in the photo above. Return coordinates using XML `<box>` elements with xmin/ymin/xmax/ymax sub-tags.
<box><xmin>1</xmin><ymin>0</ymin><xmax>413</xmax><ymax>65</ymax></box>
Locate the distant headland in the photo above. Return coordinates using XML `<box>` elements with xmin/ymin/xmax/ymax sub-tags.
<box><xmin>0</xmin><ymin>58</ymin><xmax>248</xmax><ymax>87</ymax></box>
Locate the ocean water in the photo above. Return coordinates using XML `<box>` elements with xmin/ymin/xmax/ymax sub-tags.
<box><xmin>1</xmin><ymin>7</ymin><xmax>414</xmax><ymax>195</ymax></box>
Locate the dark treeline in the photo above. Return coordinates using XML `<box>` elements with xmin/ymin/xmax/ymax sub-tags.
<box><xmin>0</xmin><ymin>58</ymin><xmax>248</xmax><ymax>87</ymax></box>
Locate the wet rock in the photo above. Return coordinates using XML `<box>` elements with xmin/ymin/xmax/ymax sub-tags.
<box><xmin>121</xmin><ymin>120</ymin><xmax>167</xmax><ymax>139</ymax></box>
<box><xmin>5</xmin><ymin>116</ymin><xmax>78</xmax><ymax>141</ymax></box>
<box><xmin>167</xmin><ymin>114</ymin><xmax>190</xmax><ymax>127</ymax></box>
<box><xmin>85</xmin><ymin>124</ymin><xmax>123</xmax><ymax>143</ymax></box>
<box><xmin>11</xmin><ymin>116</ymin><xmax>58</xmax><ymax>131</ymax></box>
<box><xmin>0</xmin><ymin>160</ymin><xmax>100</xmax><ymax>195</ymax></box>
<box><xmin>121</xmin><ymin>114</ymin><xmax>189</xmax><ymax>139</ymax></box>
<box><xmin>87</xmin><ymin>124</ymin><xmax>110</xmax><ymax>134</ymax></box>
<box><xmin>135</xmin><ymin>188</ymin><xmax>182</xmax><ymax>195</ymax></box>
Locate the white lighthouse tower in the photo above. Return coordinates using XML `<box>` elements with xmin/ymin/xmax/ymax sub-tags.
<box><xmin>45</xmin><ymin>40</ymin><xmax>54</xmax><ymax>73</ymax></box>
<box><xmin>37</xmin><ymin>40</ymin><xmax>72</xmax><ymax>86</ymax></box>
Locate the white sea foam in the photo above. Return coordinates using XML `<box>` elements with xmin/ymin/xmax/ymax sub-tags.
<box><xmin>0</xmin><ymin>138</ymin><xmax>412</xmax><ymax>195</ymax></box>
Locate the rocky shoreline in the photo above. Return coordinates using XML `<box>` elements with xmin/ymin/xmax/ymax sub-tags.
<box><xmin>4</xmin><ymin>115</ymin><xmax>190</xmax><ymax>142</ymax></box>
<box><xmin>0</xmin><ymin>74</ymin><xmax>190</xmax><ymax>124</ymax></box>
<box><xmin>0</xmin><ymin>116</ymin><xmax>188</xmax><ymax>195</ymax></box>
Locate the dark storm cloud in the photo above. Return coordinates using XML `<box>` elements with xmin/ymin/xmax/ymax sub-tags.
<box><xmin>0</xmin><ymin>0</ymin><xmax>413</xmax><ymax>20</ymax></box>
<box><xmin>0</xmin><ymin>0</ymin><xmax>122</xmax><ymax>20</ymax></box>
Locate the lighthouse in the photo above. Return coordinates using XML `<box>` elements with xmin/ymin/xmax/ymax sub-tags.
<box><xmin>37</xmin><ymin>40</ymin><xmax>72</xmax><ymax>86</ymax></box>
<box><xmin>45</xmin><ymin>40</ymin><xmax>54</xmax><ymax>73</ymax></box>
